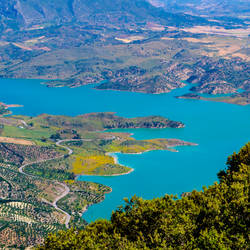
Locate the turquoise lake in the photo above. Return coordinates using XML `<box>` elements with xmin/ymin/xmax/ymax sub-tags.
<box><xmin>0</xmin><ymin>78</ymin><xmax>249</xmax><ymax>222</ymax></box>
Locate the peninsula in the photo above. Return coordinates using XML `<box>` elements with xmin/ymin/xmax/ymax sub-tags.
<box><xmin>0</xmin><ymin>109</ymin><xmax>196</xmax><ymax>248</ymax></box>
<box><xmin>0</xmin><ymin>102</ymin><xmax>22</xmax><ymax>116</ymax></box>
<box><xmin>176</xmin><ymin>92</ymin><xmax>250</xmax><ymax>106</ymax></box>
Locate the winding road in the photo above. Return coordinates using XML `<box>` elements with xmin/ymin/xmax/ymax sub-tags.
<box><xmin>18</xmin><ymin>139</ymin><xmax>77</xmax><ymax>228</ymax></box>
<box><xmin>18</xmin><ymin>137</ymin><xmax>116</xmax><ymax>228</ymax></box>
<box><xmin>52</xmin><ymin>182</ymin><xmax>71</xmax><ymax>228</ymax></box>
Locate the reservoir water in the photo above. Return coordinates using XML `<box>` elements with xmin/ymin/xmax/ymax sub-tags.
<box><xmin>0</xmin><ymin>78</ymin><xmax>249</xmax><ymax>222</ymax></box>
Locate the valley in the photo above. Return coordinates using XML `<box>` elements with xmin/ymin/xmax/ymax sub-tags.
<box><xmin>0</xmin><ymin>0</ymin><xmax>249</xmax><ymax>104</ymax></box>
<box><xmin>0</xmin><ymin>0</ymin><xmax>249</xmax><ymax>248</ymax></box>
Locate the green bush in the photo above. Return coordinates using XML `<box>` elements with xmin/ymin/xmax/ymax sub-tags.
<box><xmin>38</xmin><ymin>143</ymin><xmax>250</xmax><ymax>249</ymax></box>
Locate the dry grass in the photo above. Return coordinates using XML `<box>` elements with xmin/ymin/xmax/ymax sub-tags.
<box><xmin>0</xmin><ymin>41</ymin><xmax>9</xmax><ymax>46</ymax></box>
<box><xmin>182</xmin><ymin>26</ymin><xmax>250</xmax><ymax>38</ymax></box>
<box><xmin>0</xmin><ymin>136</ymin><xmax>35</xmax><ymax>145</ymax></box>
<box><xmin>11</xmin><ymin>36</ymin><xmax>49</xmax><ymax>51</ymax></box>
<box><xmin>161</xmin><ymin>37</ymin><xmax>175</xmax><ymax>41</ymax></box>
<box><xmin>115</xmin><ymin>36</ymin><xmax>145</xmax><ymax>43</ymax></box>
<box><xmin>24</xmin><ymin>36</ymin><xmax>46</xmax><ymax>45</ymax></box>
<box><xmin>12</xmin><ymin>43</ymin><xmax>33</xmax><ymax>51</ymax></box>
<box><xmin>182</xmin><ymin>36</ymin><xmax>249</xmax><ymax>61</ymax></box>
<box><xmin>182</xmin><ymin>37</ymin><xmax>206</xmax><ymax>43</ymax></box>
<box><xmin>38</xmin><ymin>182</ymin><xmax>65</xmax><ymax>203</ymax></box>
<box><xmin>144</xmin><ymin>22</ymin><xmax>165</xmax><ymax>31</ymax></box>
<box><xmin>231</xmin><ymin>53</ymin><xmax>249</xmax><ymax>60</ymax></box>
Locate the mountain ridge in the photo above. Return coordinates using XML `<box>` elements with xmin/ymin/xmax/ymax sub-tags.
<box><xmin>0</xmin><ymin>0</ymin><xmax>249</xmax><ymax>104</ymax></box>
<box><xmin>0</xmin><ymin>0</ymin><xmax>208</xmax><ymax>31</ymax></box>
<box><xmin>148</xmin><ymin>0</ymin><xmax>250</xmax><ymax>18</ymax></box>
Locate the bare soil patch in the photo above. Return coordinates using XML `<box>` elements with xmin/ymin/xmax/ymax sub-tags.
<box><xmin>0</xmin><ymin>136</ymin><xmax>34</xmax><ymax>145</ymax></box>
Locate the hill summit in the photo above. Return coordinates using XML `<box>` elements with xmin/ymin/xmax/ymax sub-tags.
<box><xmin>0</xmin><ymin>0</ymin><xmax>206</xmax><ymax>31</ymax></box>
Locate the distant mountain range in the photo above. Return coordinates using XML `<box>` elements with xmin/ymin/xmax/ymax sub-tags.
<box><xmin>148</xmin><ymin>0</ymin><xmax>250</xmax><ymax>18</ymax></box>
<box><xmin>0</xmin><ymin>0</ymin><xmax>249</xmax><ymax>105</ymax></box>
<box><xmin>0</xmin><ymin>0</ymin><xmax>208</xmax><ymax>32</ymax></box>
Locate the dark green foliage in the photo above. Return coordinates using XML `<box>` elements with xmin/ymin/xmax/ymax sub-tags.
<box><xmin>41</xmin><ymin>137</ymin><xmax>47</xmax><ymax>142</ymax></box>
<box><xmin>50</xmin><ymin>133</ymin><xmax>61</xmax><ymax>141</ymax></box>
<box><xmin>35</xmin><ymin>112</ymin><xmax>184</xmax><ymax>131</ymax></box>
<box><xmin>0</xmin><ymin>105</ymin><xmax>9</xmax><ymax>115</ymax></box>
<box><xmin>0</xmin><ymin>124</ymin><xmax>3</xmax><ymax>135</ymax></box>
<box><xmin>25</xmin><ymin>164</ymin><xmax>75</xmax><ymax>181</ymax></box>
<box><xmin>38</xmin><ymin>142</ymin><xmax>250</xmax><ymax>249</ymax></box>
<box><xmin>218</xmin><ymin>142</ymin><xmax>250</xmax><ymax>183</ymax></box>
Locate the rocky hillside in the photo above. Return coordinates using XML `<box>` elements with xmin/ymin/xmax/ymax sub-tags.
<box><xmin>187</xmin><ymin>57</ymin><xmax>250</xmax><ymax>94</ymax></box>
<box><xmin>0</xmin><ymin>0</ymin><xmax>207</xmax><ymax>32</ymax></box>
<box><xmin>0</xmin><ymin>0</ymin><xmax>249</xmax><ymax>104</ymax></box>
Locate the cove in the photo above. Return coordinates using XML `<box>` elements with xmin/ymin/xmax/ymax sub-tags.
<box><xmin>0</xmin><ymin>78</ymin><xmax>249</xmax><ymax>222</ymax></box>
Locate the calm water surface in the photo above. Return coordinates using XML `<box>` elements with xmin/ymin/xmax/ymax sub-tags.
<box><xmin>0</xmin><ymin>78</ymin><xmax>249</xmax><ymax>222</ymax></box>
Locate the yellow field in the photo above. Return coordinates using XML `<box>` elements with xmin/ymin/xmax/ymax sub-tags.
<box><xmin>72</xmin><ymin>155</ymin><xmax>115</xmax><ymax>175</ymax></box>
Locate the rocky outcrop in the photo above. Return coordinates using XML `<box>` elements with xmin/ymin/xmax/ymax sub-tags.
<box><xmin>190</xmin><ymin>82</ymin><xmax>237</xmax><ymax>95</ymax></box>
<box><xmin>96</xmin><ymin>73</ymin><xmax>186</xmax><ymax>94</ymax></box>
<box><xmin>187</xmin><ymin>58</ymin><xmax>250</xmax><ymax>95</ymax></box>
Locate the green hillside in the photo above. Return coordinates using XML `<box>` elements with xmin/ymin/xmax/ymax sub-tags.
<box><xmin>38</xmin><ymin>142</ymin><xmax>249</xmax><ymax>249</ymax></box>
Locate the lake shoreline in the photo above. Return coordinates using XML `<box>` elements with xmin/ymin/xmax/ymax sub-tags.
<box><xmin>1</xmin><ymin>78</ymin><xmax>249</xmax><ymax>223</ymax></box>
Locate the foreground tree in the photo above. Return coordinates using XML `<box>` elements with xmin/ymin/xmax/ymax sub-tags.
<box><xmin>38</xmin><ymin>143</ymin><xmax>250</xmax><ymax>249</ymax></box>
